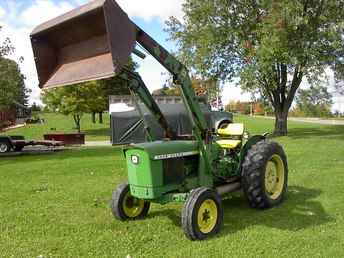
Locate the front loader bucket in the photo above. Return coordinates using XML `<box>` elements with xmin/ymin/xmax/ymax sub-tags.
<box><xmin>31</xmin><ymin>0</ymin><xmax>137</xmax><ymax>89</ymax></box>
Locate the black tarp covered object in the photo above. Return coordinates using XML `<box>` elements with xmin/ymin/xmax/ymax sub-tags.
<box><xmin>110</xmin><ymin>103</ymin><xmax>232</xmax><ymax>144</ymax></box>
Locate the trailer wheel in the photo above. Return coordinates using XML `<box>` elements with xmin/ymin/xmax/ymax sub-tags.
<box><xmin>0</xmin><ymin>142</ymin><xmax>10</xmax><ymax>153</ymax></box>
<box><xmin>242</xmin><ymin>140</ymin><xmax>288</xmax><ymax>209</ymax></box>
<box><xmin>111</xmin><ymin>182</ymin><xmax>150</xmax><ymax>221</ymax></box>
<box><xmin>182</xmin><ymin>187</ymin><xmax>223</xmax><ymax>240</ymax></box>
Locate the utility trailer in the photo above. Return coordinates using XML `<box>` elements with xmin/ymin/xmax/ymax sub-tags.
<box><xmin>0</xmin><ymin>135</ymin><xmax>63</xmax><ymax>153</ymax></box>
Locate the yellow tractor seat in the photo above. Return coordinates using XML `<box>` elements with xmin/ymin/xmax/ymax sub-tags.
<box><xmin>216</xmin><ymin>123</ymin><xmax>245</xmax><ymax>149</ymax></box>
<box><xmin>216</xmin><ymin>139</ymin><xmax>242</xmax><ymax>149</ymax></box>
<box><xmin>217</xmin><ymin>123</ymin><xmax>244</xmax><ymax>137</ymax></box>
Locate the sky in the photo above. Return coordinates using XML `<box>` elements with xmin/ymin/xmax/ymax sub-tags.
<box><xmin>0</xmin><ymin>0</ymin><xmax>342</xmax><ymax>112</ymax></box>
<box><xmin>0</xmin><ymin>0</ymin><xmax>251</xmax><ymax>107</ymax></box>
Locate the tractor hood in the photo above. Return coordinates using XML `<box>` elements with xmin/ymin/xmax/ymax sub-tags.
<box><xmin>30</xmin><ymin>0</ymin><xmax>137</xmax><ymax>89</ymax></box>
<box><xmin>124</xmin><ymin>141</ymin><xmax>199</xmax><ymax>160</ymax></box>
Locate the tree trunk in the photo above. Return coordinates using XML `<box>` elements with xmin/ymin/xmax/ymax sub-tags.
<box><xmin>259</xmin><ymin>64</ymin><xmax>303</xmax><ymax>136</ymax></box>
<box><xmin>274</xmin><ymin>110</ymin><xmax>288</xmax><ymax>136</ymax></box>
<box><xmin>73</xmin><ymin>115</ymin><xmax>81</xmax><ymax>133</ymax></box>
<box><xmin>98</xmin><ymin>112</ymin><xmax>103</xmax><ymax>124</ymax></box>
<box><xmin>91</xmin><ymin>112</ymin><xmax>96</xmax><ymax>123</ymax></box>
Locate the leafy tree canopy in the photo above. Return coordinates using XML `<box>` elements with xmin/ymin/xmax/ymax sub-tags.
<box><xmin>0</xmin><ymin>26</ymin><xmax>14</xmax><ymax>57</ymax></box>
<box><xmin>167</xmin><ymin>0</ymin><xmax>344</xmax><ymax>135</ymax></box>
<box><xmin>295</xmin><ymin>84</ymin><xmax>333</xmax><ymax>117</ymax></box>
<box><xmin>153</xmin><ymin>77</ymin><xmax>220</xmax><ymax>104</ymax></box>
<box><xmin>0</xmin><ymin>58</ymin><xmax>29</xmax><ymax>109</ymax></box>
<box><xmin>0</xmin><ymin>26</ymin><xmax>29</xmax><ymax>109</ymax></box>
<box><xmin>42</xmin><ymin>83</ymin><xmax>91</xmax><ymax>132</ymax></box>
<box><xmin>42</xmin><ymin>59</ymin><xmax>137</xmax><ymax>130</ymax></box>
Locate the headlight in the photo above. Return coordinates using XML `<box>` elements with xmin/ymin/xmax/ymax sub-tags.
<box><xmin>131</xmin><ymin>155</ymin><xmax>139</xmax><ymax>164</ymax></box>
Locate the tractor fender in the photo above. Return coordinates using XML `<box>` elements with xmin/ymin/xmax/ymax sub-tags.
<box><xmin>238</xmin><ymin>135</ymin><xmax>266</xmax><ymax>174</ymax></box>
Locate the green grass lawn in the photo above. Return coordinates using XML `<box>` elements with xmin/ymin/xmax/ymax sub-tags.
<box><xmin>1</xmin><ymin>115</ymin><xmax>344</xmax><ymax>257</ymax></box>
<box><xmin>0</xmin><ymin>112</ymin><xmax>111</xmax><ymax>141</ymax></box>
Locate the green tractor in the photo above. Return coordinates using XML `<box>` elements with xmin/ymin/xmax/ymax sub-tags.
<box><xmin>31</xmin><ymin>0</ymin><xmax>288</xmax><ymax>240</ymax></box>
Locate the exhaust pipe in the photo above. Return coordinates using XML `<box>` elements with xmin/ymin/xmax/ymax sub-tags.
<box><xmin>216</xmin><ymin>182</ymin><xmax>241</xmax><ymax>196</ymax></box>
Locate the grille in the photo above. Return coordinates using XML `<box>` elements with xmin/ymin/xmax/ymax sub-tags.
<box><xmin>163</xmin><ymin>158</ymin><xmax>184</xmax><ymax>185</ymax></box>
<box><xmin>162</xmin><ymin>155</ymin><xmax>199</xmax><ymax>185</ymax></box>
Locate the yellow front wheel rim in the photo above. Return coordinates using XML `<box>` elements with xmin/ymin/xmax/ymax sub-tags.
<box><xmin>197</xmin><ymin>199</ymin><xmax>218</xmax><ymax>234</ymax></box>
<box><xmin>264</xmin><ymin>154</ymin><xmax>285</xmax><ymax>200</ymax></box>
<box><xmin>122</xmin><ymin>192</ymin><xmax>145</xmax><ymax>218</ymax></box>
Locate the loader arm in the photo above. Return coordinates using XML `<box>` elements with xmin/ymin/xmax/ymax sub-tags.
<box><xmin>122</xmin><ymin>69</ymin><xmax>176</xmax><ymax>140</ymax></box>
<box><xmin>135</xmin><ymin>28</ymin><xmax>210</xmax><ymax>138</ymax></box>
<box><xmin>134</xmin><ymin>27</ymin><xmax>214</xmax><ymax>176</ymax></box>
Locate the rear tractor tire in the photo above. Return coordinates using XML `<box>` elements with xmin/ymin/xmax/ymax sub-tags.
<box><xmin>242</xmin><ymin>140</ymin><xmax>288</xmax><ymax>209</ymax></box>
<box><xmin>182</xmin><ymin>187</ymin><xmax>223</xmax><ymax>240</ymax></box>
<box><xmin>111</xmin><ymin>183</ymin><xmax>150</xmax><ymax>221</ymax></box>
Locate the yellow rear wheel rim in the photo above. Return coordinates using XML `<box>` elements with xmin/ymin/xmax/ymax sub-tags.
<box><xmin>264</xmin><ymin>154</ymin><xmax>285</xmax><ymax>200</ymax></box>
<box><xmin>197</xmin><ymin>199</ymin><xmax>218</xmax><ymax>234</ymax></box>
<box><xmin>122</xmin><ymin>192</ymin><xmax>145</xmax><ymax>218</ymax></box>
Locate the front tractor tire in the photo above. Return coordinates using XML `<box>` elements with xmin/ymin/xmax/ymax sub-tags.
<box><xmin>242</xmin><ymin>140</ymin><xmax>288</xmax><ymax>209</ymax></box>
<box><xmin>182</xmin><ymin>187</ymin><xmax>223</xmax><ymax>240</ymax></box>
<box><xmin>111</xmin><ymin>183</ymin><xmax>150</xmax><ymax>221</ymax></box>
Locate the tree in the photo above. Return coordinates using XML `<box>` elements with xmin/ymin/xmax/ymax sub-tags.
<box><xmin>225</xmin><ymin>100</ymin><xmax>252</xmax><ymax>114</ymax></box>
<box><xmin>0</xmin><ymin>26</ymin><xmax>29</xmax><ymax>110</ymax></box>
<box><xmin>153</xmin><ymin>76</ymin><xmax>221</xmax><ymax>106</ymax></box>
<box><xmin>0</xmin><ymin>58</ymin><xmax>29</xmax><ymax>108</ymax></box>
<box><xmin>152</xmin><ymin>85</ymin><xmax>180</xmax><ymax>96</ymax></box>
<box><xmin>42</xmin><ymin>85</ymin><xmax>90</xmax><ymax>133</ymax></box>
<box><xmin>30</xmin><ymin>102</ymin><xmax>42</xmax><ymax>112</ymax></box>
<box><xmin>167</xmin><ymin>0</ymin><xmax>344</xmax><ymax>135</ymax></box>
<box><xmin>42</xmin><ymin>68</ymin><xmax>134</xmax><ymax>131</ymax></box>
<box><xmin>0</xmin><ymin>26</ymin><xmax>14</xmax><ymax>57</ymax></box>
<box><xmin>295</xmin><ymin>84</ymin><xmax>333</xmax><ymax>117</ymax></box>
<box><xmin>88</xmin><ymin>59</ymin><xmax>136</xmax><ymax>123</ymax></box>
<box><xmin>84</xmin><ymin>80</ymin><xmax>110</xmax><ymax>124</ymax></box>
<box><xmin>191</xmin><ymin>77</ymin><xmax>222</xmax><ymax>107</ymax></box>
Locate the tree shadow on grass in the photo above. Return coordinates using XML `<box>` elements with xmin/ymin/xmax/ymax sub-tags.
<box><xmin>286</xmin><ymin>125</ymin><xmax>344</xmax><ymax>140</ymax></box>
<box><xmin>148</xmin><ymin>186</ymin><xmax>332</xmax><ymax>236</ymax></box>
<box><xmin>221</xmin><ymin>186</ymin><xmax>332</xmax><ymax>235</ymax></box>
